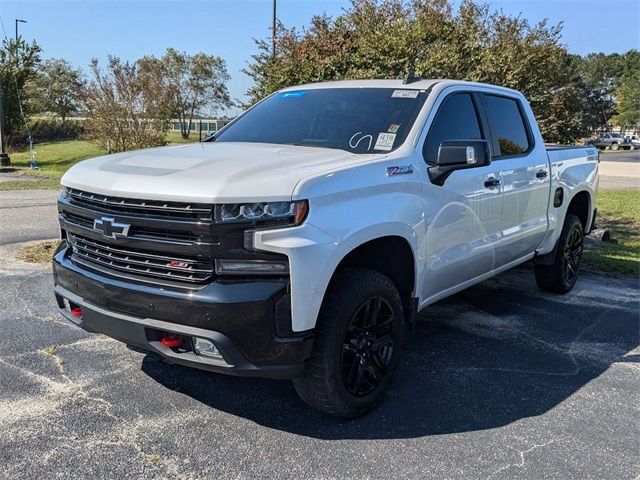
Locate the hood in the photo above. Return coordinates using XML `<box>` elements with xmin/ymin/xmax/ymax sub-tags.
<box><xmin>61</xmin><ymin>142</ymin><xmax>386</xmax><ymax>203</ymax></box>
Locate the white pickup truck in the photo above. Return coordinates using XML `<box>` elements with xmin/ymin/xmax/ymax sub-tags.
<box><xmin>53</xmin><ymin>79</ymin><xmax>598</xmax><ymax>418</ymax></box>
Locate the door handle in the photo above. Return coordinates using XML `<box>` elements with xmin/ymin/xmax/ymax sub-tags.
<box><xmin>484</xmin><ymin>177</ymin><xmax>501</xmax><ymax>188</ymax></box>
<box><xmin>536</xmin><ymin>170</ymin><xmax>548</xmax><ymax>179</ymax></box>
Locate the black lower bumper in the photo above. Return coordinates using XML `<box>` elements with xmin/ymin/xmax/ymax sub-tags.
<box><xmin>52</xmin><ymin>243</ymin><xmax>313</xmax><ymax>379</ymax></box>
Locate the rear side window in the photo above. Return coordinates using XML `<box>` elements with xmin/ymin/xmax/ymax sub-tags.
<box><xmin>423</xmin><ymin>93</ymin><xmax>483</xmax><ymax>165</ymax></box>
<box><xmin>484</xmin><ymin>95</ymin><xmax>531</xmax><ymax>156</ymax></box>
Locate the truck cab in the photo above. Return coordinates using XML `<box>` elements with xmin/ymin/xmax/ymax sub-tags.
<box><xmin>53</xmin><ymin>79</ymin><xmax>598</xmax><ymax>418</ymax></box>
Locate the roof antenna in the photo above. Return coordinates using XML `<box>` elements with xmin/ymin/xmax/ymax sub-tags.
<box><xmin>403</xmin><ymin>69</ymin><xmax>421</xmax><ymax>85</ymax></box>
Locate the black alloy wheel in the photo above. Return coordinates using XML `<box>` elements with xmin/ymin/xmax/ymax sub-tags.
<box><xmin>341</xmin><ymin>296</ymin><xmax>396</xmax><ymax>396</ymax></box>
<box><xmin>535</xmin><ymin>213</ymin><xmax>584</xmax><ymax>294</ymax></box>
<box><xmin>563</xmin><ymin>224</ymin><xmax>583</xmax><ymax>284</ymax></box>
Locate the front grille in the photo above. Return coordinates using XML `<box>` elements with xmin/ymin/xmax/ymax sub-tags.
<box><xmin>68</xmin><ymin>233</ymin><xmax>214</xmax><ymax>284</ymax></box>
<box><xmin>61</xmin><ymin>211</ymin><xmax>200</xmax><ymax>244</ymax></box>
<box><xmin>59</xmin><ymin>188</ymin><xmax>286</xmax><ymax>288</ymax></box>
<box><xmin>65</xmin><ymin>188</ymin><xmax>213</xmax><ymax>221</ymax></box>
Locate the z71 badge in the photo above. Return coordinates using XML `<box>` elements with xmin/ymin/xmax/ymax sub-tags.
<box><xmin>386</xmin><ymin>165</ymin><xmax>414</xmax><ymax>176</ymax></box>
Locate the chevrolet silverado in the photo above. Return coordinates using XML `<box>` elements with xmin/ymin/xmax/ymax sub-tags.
<box><xmin>53</xmin><ymin>79</ymin><xmax>599</xmax><ymax>418</ymax></box>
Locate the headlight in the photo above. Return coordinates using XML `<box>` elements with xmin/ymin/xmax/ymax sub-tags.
<box><xmin>217</xmin><ymin>200</ymin><xmax>308</xmax><ymax>225</ymax></box>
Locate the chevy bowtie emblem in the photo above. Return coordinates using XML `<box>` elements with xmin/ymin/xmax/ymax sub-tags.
<box><xmin>93</xmin><ymin>217</ymin><xmax>131</xmax><ymax>239</ymax></box>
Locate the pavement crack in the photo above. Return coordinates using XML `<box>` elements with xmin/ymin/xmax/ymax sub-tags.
<box><xmin>487</xmin><ymin>437</ymin><xmax>569</xmax><ymax>479</ymax></box>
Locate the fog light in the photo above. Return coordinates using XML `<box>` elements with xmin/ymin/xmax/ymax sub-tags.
<box><xmin>193</xmin><ymin>338</ymin><xmax>222</xmax><ymax>359</ymax></box>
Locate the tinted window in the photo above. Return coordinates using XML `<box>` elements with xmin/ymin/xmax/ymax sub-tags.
<box><xmin>484</xmin><ymin>95</ymin><xmax>530</xmax><ymax>156</ymax></box>
<box><xmin>214</xmin><ymin>88</ymin><xmax>428</xmax><ymax>154</ymax></box>
<box><xmin>423</xmin><ymin>93</ymin><xmax>483</xmax><ymax>164</ymax></box>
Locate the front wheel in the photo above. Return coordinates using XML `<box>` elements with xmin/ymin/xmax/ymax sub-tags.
<box><xmin>611</xmin><ymin>142</ymin><xmax>620</xmax><ymax>151</ymax></box>
<box><xmin>293</xmin><ymin>268</ymin><xmax>405</xmax><ymax>418</ymax></box>
<box><xmin>535</xmin><ymin>214</ymin><xmax>584</xmax><ymax>294</ymax></box>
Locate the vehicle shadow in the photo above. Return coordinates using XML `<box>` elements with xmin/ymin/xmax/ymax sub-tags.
<box><xmin>141</xmin><ymin>266</ymin><xmax>639</xmax><ymax>440</ymax></box>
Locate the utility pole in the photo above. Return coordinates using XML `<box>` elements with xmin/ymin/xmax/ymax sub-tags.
<box><xmin>15</xmin><ymin>19</ymin><xmax>27</xmax><ymax>67</ymax></box>
<box><xmin>272</xmin><ymin>0</ymin><xmax>277</xmax><ymax>57</ymax></box>
<box><xmin>0</xmin><ymin>85</ymin><xmax>9</xmax><ymax>167</ymax></box>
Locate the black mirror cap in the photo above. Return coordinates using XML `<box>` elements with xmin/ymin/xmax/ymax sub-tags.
<box><xmin>428</xmin><ymin>139</ymin><xmax>491</xmax><ymax>186</ymax></box>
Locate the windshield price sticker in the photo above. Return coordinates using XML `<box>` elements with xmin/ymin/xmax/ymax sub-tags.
<box><xmin>375</xmin><ymin>132</ymin><xmax>396</xmax><ymax>151</ymax></box>
<box><xmin>391</xmin><ymin>90</ymin><xmax>420</xmax><ymax>99</ymax></box>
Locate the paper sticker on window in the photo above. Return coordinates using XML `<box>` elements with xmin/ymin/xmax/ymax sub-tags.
<box><xmin>388</xmin><ymin>123</ymin><xmax>400</xmax><ymax>133</ymax></box>
<box><xmin>391</xmin><ymin>90</ymin><xmax>419</xmax><ymax>99</ymax></box>
<box><xmin>375</xmin><ymin>132</ymin><xmax>396</xmax><ymax>151</ymax></box>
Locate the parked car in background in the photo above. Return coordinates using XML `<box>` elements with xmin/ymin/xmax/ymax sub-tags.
<box><xmin>624</xmin><ymin>134</ymin><xmax>640</xmax><ymax>150</ymax></box>
<box><xmin>53</xmin><ymin>79</ymin><xmax>599</xmax><ymax>418</ymax></box>
<box><xmin>588</xmin><ymin>132</ymin><xmax>633</xmax><ymax>150</ymax></box>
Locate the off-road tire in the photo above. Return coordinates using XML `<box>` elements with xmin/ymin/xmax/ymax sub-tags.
<box><xmin>293</xmin><ymin>268</ymin><xmax>405</xmax><ymax>418</ymax></box>
<box><xmin>535</xmin><ymin>214</ymin><xmax>584</xmax><ymax>294</ymax></box>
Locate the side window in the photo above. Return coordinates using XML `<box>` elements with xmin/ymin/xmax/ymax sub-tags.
<box><xmin>423</xmin><ymin>93</ymin><xmax>483</xmax><ymax>165</ymax></box>
<box><xmin>484</xmin><ymin>95</ymin><xmax>531</xmax><ymax>156</ymax></box>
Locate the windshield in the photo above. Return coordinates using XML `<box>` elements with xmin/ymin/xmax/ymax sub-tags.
<box><xmin>214</xmin><ymin>88</ymin><xmax>428</xmax><ymax>154</ymax></box>
<box><xmin>610</xmin><ymin>133</ymin><xmax>622</xmax><ymax>138</ymax></box>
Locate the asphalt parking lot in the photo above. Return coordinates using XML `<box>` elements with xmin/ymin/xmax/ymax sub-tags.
<box><xmin>1</xmin><ymin>241</ymin><xmax>638</xmax><ymax>479</ymax></box>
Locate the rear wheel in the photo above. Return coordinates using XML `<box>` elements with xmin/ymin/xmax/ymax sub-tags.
<box><xmin>535</xmin><ymin>214</ymin><xmax>584</xmax><ymax>294</ymax></box>
<box><xmin>611</xmin><ymin>142</ymin><xmax>620</xmax><ymax>151</ymax></box>
<box><xmin>293</xmin><ymin>268</ymin><xmax>405</xmax><ymax>418</ymax></box>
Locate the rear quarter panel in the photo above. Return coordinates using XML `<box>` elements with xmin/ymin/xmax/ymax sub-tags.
<box><xmin>537</xmin><ymin>146</ymin><xmax>599</xmax><ymax>254</ymax></box>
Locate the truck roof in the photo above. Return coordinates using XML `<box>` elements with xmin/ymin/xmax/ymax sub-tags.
<box><xmin>280</xmin><ymin>79</ymin><xmax>522</xmax><ymax>96</ymax></box>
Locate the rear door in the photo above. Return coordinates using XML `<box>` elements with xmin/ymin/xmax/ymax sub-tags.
<box><xmin>480</xmin><ymin>93</ymin><xmax>550</xmax><ymax>264</ymax></box>
<box><xmin>420</xmin><ymin>91</ymin><xmax>504</xmax><ymax>299</ymax></box>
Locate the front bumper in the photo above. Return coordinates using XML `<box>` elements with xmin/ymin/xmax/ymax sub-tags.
<box><xmin>52</xmin><ymin>243</ymin><xmax>313</xmax><ymax>379</ymax></box>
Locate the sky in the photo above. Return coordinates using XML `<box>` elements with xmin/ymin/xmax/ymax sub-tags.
<box><xmin>1</xmin><ymin>0</ymin><xmax>638</xmax><ymax>114</ymax></box>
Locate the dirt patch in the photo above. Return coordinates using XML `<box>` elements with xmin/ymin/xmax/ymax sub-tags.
<box><xmin>16</xmin><ymin>240</ymin><xmax>59</xmax><ymax>263</ymax></box>
<box><xmin>0</xmin><ymin>169</ymin><xmax>41</xmax><ymax>183</ymax></box>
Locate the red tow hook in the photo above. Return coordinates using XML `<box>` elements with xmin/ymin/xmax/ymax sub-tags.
<box><xmin>70</xmin><ymin>306</ymin><xmax>83</xmax><ymax>318</ymax></box>
<box><xmin>160</xmin><ymin>334</ymin><xmax>184</xmax><ymax>348</ymax></box>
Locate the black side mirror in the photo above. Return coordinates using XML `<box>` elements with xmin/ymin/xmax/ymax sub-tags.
<box><xmin>428</xmin><ymin>139</ymin><xmax>491</xmax><ymax>186</ymax></box>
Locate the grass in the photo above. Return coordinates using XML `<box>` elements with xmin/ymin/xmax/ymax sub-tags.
<box><xmin>1</xmin><ymin>140</ymin><xmax>105</xmax><ymax>191</ymax></box>
<box><xmin>0</xmin><ymin>132</ymin><xmax>199</xmax><ymax>191</ymax></box>
<box><xmin>166</xmin><ymin>131</ymin><xmax>203</xmax><ymax>144</ymax></box>
<box><xmin>17</xmin><ymin>240</ymin><xmax>59</xmax><ymax>263</ymax></box>
<box><xmin>42</xmin><ymin>346</ymin><xmax>57</xmax><ymax>356</ymax></box>
<box><xmin>583</xmin><ymin>189</ymin><xmax>640</xmax><ymax>275</ymax></box>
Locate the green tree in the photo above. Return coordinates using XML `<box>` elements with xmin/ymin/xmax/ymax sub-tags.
<box><xmin>140</xmin><ymin>49</ymin><xmax>231</xmax><ymax>139</ymax></box>
<box><xmin>84</xmin><ymin>56</ymin><xmax>169</xmax><ymax>152</ymax></box>
<box><xmin>245</xmin><ymin>0</ymin><xmax>591</xmax><ymax>142</ymax></box>
<box><xmin>612</xmin><ymin>70</ymin><xmax>640</xmax><ymax>131</ymax></box>
<box><xmin>611</xmin><ymin>50</ymin><xmax>640</xmax><ymax>131</ymax></box>
<box><xmin>30</xmin><ymin>58</ymin><xmax>85</xmax><ymax>123</ymax></box>
<box><xmin>0</xmin><ymin>37</ymin><xmax>41</xmax><ymax>148</ymax></box>
<box><xmin>571</xmin><ymin>52</ymin><xmax>624</xmax><ymax>132</ymax></box>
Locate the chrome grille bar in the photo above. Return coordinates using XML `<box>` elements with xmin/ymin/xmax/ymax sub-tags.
<box><xmin>65</xmin><ymin>188</ymin><xmax>213</xmax><ymax>221</ymax></box>
<box><xmin>68</xmin><ymin>233</ymin><xmax>214</xmax><ymax>284</ymax></box>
